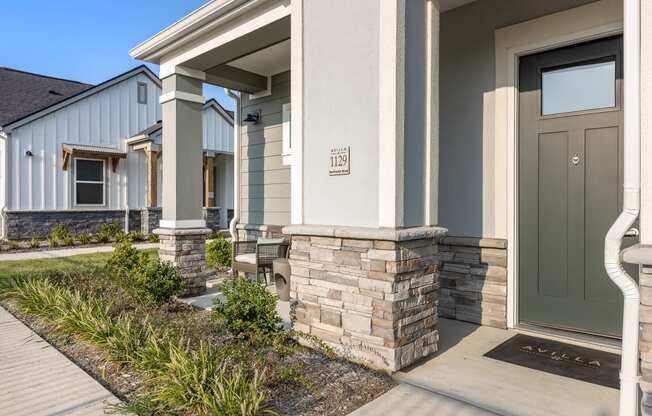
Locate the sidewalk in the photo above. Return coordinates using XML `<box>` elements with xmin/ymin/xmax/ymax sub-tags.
<box><xmin>0</xmin><ymin>306</ymin><xmax>119</xmax><ymax>415</ymax></box>
<box><xmin>0</xmin><ymin>242</ymin><xmax>158</xmax><ymax>261</ymax></box>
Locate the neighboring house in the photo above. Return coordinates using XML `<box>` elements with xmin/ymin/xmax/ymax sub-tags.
<box><xmin>0</xmin><ymin>66</ymin><xmax>234</xmax><ymax>239</ymax></box>
<box><xmin>132</xmin><ymin>0</ymin><xmax>650</xmax><ymax>413</ymax></box>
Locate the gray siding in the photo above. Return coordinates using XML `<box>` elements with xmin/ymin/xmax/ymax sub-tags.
<box><xmin>240</xmin><ymin>71</ymin><xmax>291</xmax><ymax>226</ymax></box>
<box><xmin>438</xmin><ymin>0</ymin><xmax>597</xmax><ymax>236</ymax></box>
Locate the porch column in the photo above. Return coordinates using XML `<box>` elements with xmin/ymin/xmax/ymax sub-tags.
<box><xmin>286</xmin><ymin>0</ymin><xmax>443</xmax><ymax>371</ymax></box>
<box><xmin>146</xmin><ymin>149</ymin><xmax>158</xmax><ymax>207</ymax></box>
<box><xmin>155</xmin><ymin>73</ymin><xmax>210</xmax><ymax>296</ymax></box>
<box><xmin>204</xmin><ymin>154</ymin><xmax>215</xmax><ymax>208</ymax></box>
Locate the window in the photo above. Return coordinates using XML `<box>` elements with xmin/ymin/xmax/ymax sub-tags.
<box><xmin>75</xmin><ymin>159</ymin><xmax>105</xmax><ymax>205</ymax></box>
<box><xmin>282</xmin><ymin>103</ymin><xmax>291</xmax><ymax>165</ymax></box>
<box><xmin>137</xmin><ymin>82</ymin><xmax>148</xmax><ymax>104</ymax></box>
<box><xmin>541</xmin><ymin>58</ymin><xmax>616</xmax><ymax>116</ymax></box>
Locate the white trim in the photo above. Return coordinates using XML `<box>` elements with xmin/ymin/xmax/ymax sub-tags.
<box><xmin>282</xmin><ymin>103</ymin><xmax>291</xmax><ymax>165</ymax></box>
<box><xmin>378</xmin><ymin>0</ymin><xmax>406</xmax><ymax>228</ymax></box>
<box><xmin>290</xmin><ymin>0</ymin><xmax>303</xmax><ymax>224</ymax></box>
<box><xmin>159</xmin><ymin>219</ymin><xmax>207</xmax><ymax>229</ymax></box>
<box><xmin>249</xmin><ymin>76</ymin><xmax>273</xmax><ymax>100</ymax></box>
<box><xmin>3</xmin><ymin>66</ymin><xmax>160</xmax><ymax>132</ymax></box>
<box><xmin>424</xmin><ymin>0</ymin><xmax>440</xmax><ymax>226</ymax></box>
<box><xmin>73</xmin><ymin>157</ymin><xmax>106</xmax><ymax>207</ymax></box>
<box><xmin>160</xmin><ymin>65</ymin><xmax>206</xmax><ymax>81</ymax></box>
<box><xmin>494</xmin><ymin>0</ymin><xmax>623</xmax><ymax>329</ymax></box>
<box><xmin>159</xmin><ymin>91</ymin><xmax>206</xmax><ymax>105</ymax></box>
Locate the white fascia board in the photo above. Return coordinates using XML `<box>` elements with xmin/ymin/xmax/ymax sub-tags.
<box><xmin>158</xmin><ymin>1</ymin><xmax>291</xmax><ymax>73</ymax></box>
<box><xmin>3</xmin><ymin>66</ymin><xmax>160</xmax><ymax>132</ymax></box>
<box><xmin>204</xmin><ymin>100</ymin><xmax>234</xmax><ymax>125</ymax></box>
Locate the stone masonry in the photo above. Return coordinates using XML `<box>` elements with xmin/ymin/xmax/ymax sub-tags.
<box><xmin>155</xmin><ymin>227</ymin><xmax>211</xmax><ymax>296</ymax></box>
<box><xmin>639</xmin><ymin>265</ymin><xmax>652</xmax><ymax>413</ymax></box>
<box><xmin>236</xmin><ymin>223</ymin><xmax>285</xmax><ymax>241</ymax></box>
<box><xmin>284</xmin><ymin>225</ymin><xmax>446</xmax><ymax>372</ymax></box>
<box><xmin>438</xmin><ymin>236</ymin><xmax>508</xmax><ymax>329</ymax></box>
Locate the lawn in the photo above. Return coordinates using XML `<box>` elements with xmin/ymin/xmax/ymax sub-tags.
<box><xmin>0</xmin><ymin>249</ymin><xmax>157</xmax><ymax>277</ymax></box>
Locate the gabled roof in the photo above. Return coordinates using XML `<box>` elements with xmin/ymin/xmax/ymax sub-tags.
<box><xmin>204</xmin><ymin>98</ymin><xmax>234</xmax><ymax>125</ymax></box>
<box><xmin>0</xmin><ymin>67</ymin><xmax>92</xmax><ymax>127</ymax></box>
<box><xmin>2</xmin><ymin>65</ymin><xmax>160</xmax><ymax>131</ymax></box>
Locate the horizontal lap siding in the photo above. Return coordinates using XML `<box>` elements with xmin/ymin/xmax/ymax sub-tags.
<box><xmin>9</xmin><ymin>73</ymin><xmax>161</xmax><ymax>210</ymax></box>
<box><xmin>240</xmin><ymin>71</ymin><xmax>290</xmax><ymax>226</ymax></box>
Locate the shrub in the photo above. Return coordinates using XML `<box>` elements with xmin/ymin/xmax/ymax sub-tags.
<box><xmin>213</xmin><ymin>277</ymin><xmax>281</xmax><ymax>337</ymax></box>
<box><xmin>28</xmin><ymin>238</ymin><xmax>40</xmax><ymax>249</ymax></box>
<box><xmin>77</xmin><ymin>233</ymin><xmax>92</xmax><ymax>245</ymax></box>
<box><xmin>61</xmin><ymin>236</ymin><xmax>75</xmax><ymax>247</ymax></box>
<box><xmin>6</xmin><ymin>240</ymin><xmax>20</xmax><ymax>250</ymax></box>
<box><xmin>99</xmin><ymin>222</ymin><xmax>122</xmax><ymax>242</ymax></box>
<box><xmin>108</xmin><ymin>240</ymin><xmax>147</xmax><ymax>274</ymax></box>
<box><xmin>50</xmin><ymin>224</ymin><xmax>70</xmax><ymax>241</ymax></box>
<box><xmin>131</xmin><ymin>259</ymin><xmax>184</xmax><ymax>305</ymax></box>
<box><xmin>48</xmin><ymin>238</ymin><xmax>59</xmax><ymax>248</ymax></box>
<box><xmin>206</xmin><ymin>236</ymin><xmax>232</xmax><ymax>270</ymax></box>
<box><xmin>96</xmin><ymin>232</ymin><xmax>110</xmax><ymax>243</ymax></box>
<box><xmin>147</xmin><ymin>234</ymin><xmax>160</xmax><ymax>243</ymax></box>
<box><xmin>128</xmin><ymin>232</ymin><xmax>146</xmax><ymax>242</ymax></box>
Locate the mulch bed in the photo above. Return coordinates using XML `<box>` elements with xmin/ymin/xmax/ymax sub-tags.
<box><xmin>2</xmin><ymin>300</ymin><xmax>395</xmax><ymax>415</ymax></box>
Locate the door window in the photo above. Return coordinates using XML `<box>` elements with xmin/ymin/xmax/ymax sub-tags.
<box><xmin>541</xmin><ymin>59</ymin><xmax>616</xmax><ymax>116</ymax></box>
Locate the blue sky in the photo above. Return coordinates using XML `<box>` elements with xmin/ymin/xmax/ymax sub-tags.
<box><xmin>1</xmin><ymin>0</ymin><xmax>234</xmax><ymax>110</ymax></box>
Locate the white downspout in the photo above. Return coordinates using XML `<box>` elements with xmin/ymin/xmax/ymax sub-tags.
<box><xmin>226</xmin><ymin>89</ymin><xmax>241</xmax><ymax>242</ymax></box>
<box><xmin>604</xmin><ymin>0</ymin><xmax>641</xmax><ymax>414</ymax></box>
<box><xmin>0</xmin><ymin>129</ymin><xmax>8</xmax><ymax>240</ymax></box>
<box><xmin>123</xmin><ymin>160</ymin><xmax>130</xmax><ymax>234</ymax></box>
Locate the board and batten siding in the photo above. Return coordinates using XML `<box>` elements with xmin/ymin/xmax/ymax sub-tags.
<box><xmin>7</xmin><ymin>72</ymin><xmax>234</xmax><ymax>211</ymax></box>
<box><xmin>8</xmin><ymin>72</ymin><xmax>160</xmax><ymax>211</ymax></box>
<box><xmin>240</xmin><ymin>71</ymin><xmax>291</xmax><ymax>226</ymax></box>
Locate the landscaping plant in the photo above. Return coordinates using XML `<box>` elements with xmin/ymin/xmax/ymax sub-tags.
<box><xmin>77</xmin><ymin>233</ymin><xmax>92</xmax><ymax>245</ymax></box>
<box><xmin>61</xmin><ymin>235</ymin><xmax>75</xmax><ymax>247</ymax></box>
<box><xmin>50</xmin><ymin>223</ymin><xmax>71</xmax><ymax>241</ymax></box>
<box><xmin>6</xmin><ymin>240</ymin><xmax>20</xmax><ymax>250</ymax></box>
<box><xmin>131</xmin><ymin>258</ymin><xmax>184</xmax><ymax>305</ymax></box>
<box><xmin>108</xmin><ymin>240</ymin><xmax>148</xmax><ymax>274</ymax></box>
<box><xmin>127</xmin><ymin>232</ymin><xmax>146</xmax><ymax>242</ymax></box>
<box><xmin>206</xmin><ymin>235</ymin><xmax>232</xmax><ymax>270</ymax></box>
<box><xmin>213</xmin><ymin>277</ymin><xmax>282</xmax><ymax>337</ymax></box>
<box><xmin>98</xmin><ymin>222</ymin><xmax>122</xmax><ymax>242</ymax></box>
<box><xmin>29</xmin><ymin>238</ymin><xmax>40</xmax><ymax>249</ymax></box>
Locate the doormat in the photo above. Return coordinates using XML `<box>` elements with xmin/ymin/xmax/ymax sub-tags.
<box><xmin>484</xmin><ymin>334</ymin><xmax>619</xmax><ymax>389</ymax></box>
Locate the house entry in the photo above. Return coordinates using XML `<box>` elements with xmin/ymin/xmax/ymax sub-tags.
<box><xmin>518</xmin><ymin>35</ymin><xmax>636</xmax><ymax>337</ymax></box>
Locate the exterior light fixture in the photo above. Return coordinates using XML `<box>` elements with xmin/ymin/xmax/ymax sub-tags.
<box><xmin>25</xmin><ymin>150</ymin><xmax>33</xmax><ymax>157</ymax></box>
<box><xmin>243</xmin><ymin>110</ymin><xmax>261</xmax><ymax>125</ymax></box>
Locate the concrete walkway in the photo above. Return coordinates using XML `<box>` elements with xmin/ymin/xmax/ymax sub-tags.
<box><xmin>0</xmin><ymin>242</ymin><xmax>158</xmax><ymax>261</ymax></box>
<box><xmin>0</xmin><ymin>306</ymin><xmax>119</xmax><ymax>415</ymax></box>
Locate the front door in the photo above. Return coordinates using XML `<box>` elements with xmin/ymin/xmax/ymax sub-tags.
<box><xmin>518</xmin><ymin>36</ymin><xmax>635</xmax><ymax>337</ymax></box>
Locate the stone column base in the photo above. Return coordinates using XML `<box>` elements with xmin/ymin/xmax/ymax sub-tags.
<box><xmin>283</xmin><ymin>224</ymin><xmax>447</xmax><ymax>372</ymax></box>
<box><xmin>154</xmin><ymin>227</ymin><xmax>211</xmax><ymax>296</ymax></box>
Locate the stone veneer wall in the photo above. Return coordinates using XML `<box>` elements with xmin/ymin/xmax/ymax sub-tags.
<box><xmin>203</xmin><ymin>208</ymin><xmax>221</xmax><ymax>231</ymax></box>
<box><xmin>5</xmin><ymin>209</ymin><xmax>142</xmax><ymax>239</ymax></box>
<box><xmin>639</xmin><ymin>265</ymin><xmax>652</xmax><ymax>413</ymax></box>
<box><xmin>236</xmin><ymin>224</ymin><xmax>285</xmax><ymax>241</ymax></box>
<box><xmin>156</xmin><ymin>228</ymin><xmax>211</xmax><ymax>296</ymax></box>
<box><xmin>286</xmin><ymin>226</ymin><xmax>445</xmax><ymax>372</ymax></box>
<box><xmin>438</xmin><ymin>236</ymin><xmax>508</xmax><ymax>329</ymax></box>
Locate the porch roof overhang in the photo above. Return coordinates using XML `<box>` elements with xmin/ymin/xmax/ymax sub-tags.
<box><xmin>129</xmin><ymin>0</ymin><xmax>291</xmax><ymax>94</ymax></box>
<box><xmin>61</xmin><ymin>143</ymin><xmax>127</xmax><ymax>172</ymax></box>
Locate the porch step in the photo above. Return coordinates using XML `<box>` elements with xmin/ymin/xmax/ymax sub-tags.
<box><xmin>348</xmin><ymin>383</ymin><xmax>499</xmax><ymax>416</ymax></box>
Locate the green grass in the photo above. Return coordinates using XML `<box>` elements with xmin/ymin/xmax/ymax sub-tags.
<box><xmin>0</xmin><ymin>249</ymin><xmax>157</xmax><ymax>277</ymax></box>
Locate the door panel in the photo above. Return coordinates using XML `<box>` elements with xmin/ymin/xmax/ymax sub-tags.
<box><xmin>518</xmin><ymin>36</ymin><xmax>630</xmax><ymax>337</ymax></box>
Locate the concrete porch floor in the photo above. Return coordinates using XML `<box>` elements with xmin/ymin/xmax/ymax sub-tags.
<box><xmin>390</xmin><ymin>318</ymin><xmax>619</xmax><ymax>416</ymax></box>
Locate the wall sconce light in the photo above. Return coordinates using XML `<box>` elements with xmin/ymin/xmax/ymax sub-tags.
<box><xmin>243</xmin><ymin>110</ymin><xmax>261</xmax><ymax>125</ymax></box>
<box><xmin>25</xmin><ymin>150</ymin><xmax>33</xmax><ymax>157</ymax></box>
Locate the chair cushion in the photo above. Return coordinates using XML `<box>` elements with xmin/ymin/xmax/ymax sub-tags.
<box><xmin>257</xmin><ymin>237</ymin><xmax>286</xmax><ymax>245</ymax></box>
<box><xmin>234</xmin><ymin>253</ymin><xmax>256</xmax><ymax>264</ymax></box>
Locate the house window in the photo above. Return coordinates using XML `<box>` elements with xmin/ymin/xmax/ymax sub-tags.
<box><xmin>541</xmin><ymin>58</ymin><xmax>616</xmax><ymax>116</ymax></box>
<box><xmin>282</xmin><ymin>103</ymin><xmax>291</xmax><ymax>165</ymax></box>
<box><xmin>75</xmin><ymin>158</ymin><xmax>105</xmax><ymax>205</ymax></box>
<box><xmin>137</xmin><ymin>82</ymin><xmax>148</xmax><ymax>104</ymax></box>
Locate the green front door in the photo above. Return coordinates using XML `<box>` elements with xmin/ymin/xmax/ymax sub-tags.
<box><xmin>518</xmin><ymin>36</ymin><xmax>636</xmax><ymax>337</ymax></box>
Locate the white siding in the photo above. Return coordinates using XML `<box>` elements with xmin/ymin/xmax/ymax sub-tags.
<box><xmin>8</xmin><ymin>72</ymin><xmax>161</xmax><ymax>210</ymax></box>
<box><xmin>6</xmin><ymin>73</ymin><xmax>235</xmax><ymax>212</ymax></box>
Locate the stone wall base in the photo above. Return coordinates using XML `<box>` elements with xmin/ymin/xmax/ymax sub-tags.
<box><xmin>438</xmin><ymin>236</ymin><xmax>508</xmax><ymax>329</ymax></box>
<box><xmin>236</xmin><ymin>223</ymin><xmax>285</xmax><ymax>241</ymax></box>
<box><xmin>5</xmin><ymin>209</ymin><xmax>141</xmax><ymax>239</ymax></box>
<box><xmin>284</xmin><ymin>224</ymin><xmax>446</xmax><ymax>372</ymax></box>
<box><xmin>155</xmin><ymin>227</ymin><xmax>211</xmax><ymax>296</ymax></box>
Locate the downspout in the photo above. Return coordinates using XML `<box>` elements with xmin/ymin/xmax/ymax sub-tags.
<box><xmin>123</xmin><ymin>159</ymin><xmax>130</xmax><ymax>234</ymax></box>
<box><xmin>226</xmin><ymin>89</ymin><xmax>241</xmax><ymax>242</ymax></box>
<box><xmin>604</xmin><ymin>0</ymin><xmax>641</xmax><ymax>414</ymax></box>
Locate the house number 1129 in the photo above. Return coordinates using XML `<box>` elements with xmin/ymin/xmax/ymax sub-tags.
<box><xmin>329</xmin><ymin>146</ymin><xmax>350</xmax><ymax>176</ymax></box>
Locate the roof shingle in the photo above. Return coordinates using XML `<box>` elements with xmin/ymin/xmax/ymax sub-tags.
<box><xmin>0</xmin><ymin>67</ymin><xmax>92</xmax><ymax>127</ymax></box>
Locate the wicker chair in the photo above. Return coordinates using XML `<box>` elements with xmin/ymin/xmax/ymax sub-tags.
<box><xmin>232</xmin><ymin>238</ymin><xmax>289</xmax><ymax>283</ymax></box>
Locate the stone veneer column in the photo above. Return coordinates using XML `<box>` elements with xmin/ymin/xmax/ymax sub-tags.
<box><xmin>156</xmin><ymin>72</ymin><xmax>210</xmax><ymax>295</ymax></box>
<box><xmin>638</xmin><ymin>264</ymin><xmax>652</xmax><ymax>413</ymax></box>
<box><xmin>157</xmin><ymin>227</ymin><xmax>211</xmax><ymax>296</ymax></box>
<box><xmin>284</xmin><ymin>225</ymin><xmax>446</xmax><ymax>372</ymax></box>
